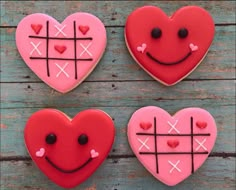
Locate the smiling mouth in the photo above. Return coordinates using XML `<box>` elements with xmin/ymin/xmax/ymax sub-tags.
<box><xmin>45</xmin><ymin>156</ymin><xmax>92</xmax><ymax>173</ymax></box>
<box><xmin>146</xmin><ymin>51</ymin><xmax>192</xmax><ymax>65</ymax></box>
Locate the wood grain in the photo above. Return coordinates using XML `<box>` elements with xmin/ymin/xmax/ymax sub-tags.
<box><xmin>1</xmin><ymin>1</ymin><xmax>235</xmax><ymax>26</ymax></box>
<box><xmin>0</xmin><ymin>0</ymin><xmax>235</xmax><ymax>189</ymax></box>
<box><xmin>0</xmin><ymin>157</ymin><xmax>235</xmax><ymax>190</ymax></box>
<box><xmin>0</xmin><ymin>25</ymin><xmax>235</xmax><ymax>82</ymax></box>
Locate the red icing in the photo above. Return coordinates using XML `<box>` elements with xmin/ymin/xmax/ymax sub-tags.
<box><xmin>79</xmin><ymin>25</ymin><xmax>90</xmax><ymax>35</ymax></box>
<box><xmin>125</xmin><ymin>6</ymin><xmax>215</xmax><ymax>86</ymax></box>
<box><xmin>196</xmin><ymin>121</ymin><xmax>207</xmax><ymax>129</ymax></box>
<box><xmin>31</xmin><ymin>24</ymin><xmax>43</xmax><ymax>35</ymax></box>
<box><xmin>140</xmin><ymin>122</ymin><xmax>152</xmax><ymax>130</ymax></box>
<box><xmin>54</xmin><ymin>45</ymin><xmax>67</xmax><ymax>54</ymax></box>
<box><xmin>167</xmin><ymin>140</ymin><xmax>180</xmax><ymax>148</ymax></box>
<box><xmin>24</xmin><ymin>109</ymin><xmax>115</xmax><ymax>188</ymax></box>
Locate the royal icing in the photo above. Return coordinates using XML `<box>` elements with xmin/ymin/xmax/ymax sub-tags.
<box><xmin>125</xmin><ymin>6</ymin><xmax>215</xmax><ymax>86</ymax></box>
<box><xmin>24</xmin><ymin>109</ymin><xmax>115</xmax><ymax>188</ymax></box>
<box><xmin>16</xmin><ymin>13</ymin><xmax>107</xmax><ymax>93</ymax></box>
<box><xmin>127</xmin><ymin>106</ymin><xmax>217</xmax><ymax>186</ymax></box>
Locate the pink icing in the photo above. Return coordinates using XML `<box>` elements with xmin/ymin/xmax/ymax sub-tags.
<box><xmin>16</xmin><ymin>13</ymin><xmax>107</xmax><ymax>93</ymax></box>
<box><xmin>127</xmin><ymin>106</ymin><xmax>217</xmax><ymax>186</ymax></box>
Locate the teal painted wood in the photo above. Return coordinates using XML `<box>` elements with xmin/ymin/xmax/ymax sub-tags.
<box><xmin>0</xmin><ymin>0</ymin><xmax>235</xmax><ymax>190</ymax></box>
<box><xmin>0</xmin><ymin>25</ymin><xmax>235</xmax><ymax>82</ymax></box>
<box><xmin>0</xmin><ymin>105</ymin><xmax>235</xmax><ymax>157</ymax></box>
<box><xmin>0</xmin><ymin>157</ymin><xmax>235</xmax><ymax>190</ymax></box>
<box><xmin>1</xmin><ymin>1</ymin><xmax>236</xmax><ymax>26</ymax></box>
<box><xmin>1</xmin><ymin>80</ymin><xmax>234</xmax><ymax>109</ymax></box>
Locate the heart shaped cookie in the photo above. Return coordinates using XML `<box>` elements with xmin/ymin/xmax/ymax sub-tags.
<box><xmin>125</xmin><ymin>6</ymin><xmax>215</xmax><ymax>85</ymax></box>
<box><xmin>127</xmin><ymin>106</ymin><xmax>217</xmax><ymax>186</ymax></box>
<box><xmin>24</xmin><ymin>109</ymin><xmax>115</xmax><ymax>188</ymax></box>
<box><xmin>16</xmin><ymin>13</ymin><xmax>106</xmax><ymax>93</ymax></box>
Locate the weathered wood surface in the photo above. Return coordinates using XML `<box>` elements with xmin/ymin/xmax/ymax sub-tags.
<box><xmin>1</xmin><ymin>157</ymin><xmax>235</xmax><ymax>190</ymax></box>
<box><xmin>1</xmin><ymin>26</ymin><xmax>235</xmax><ymax>82</ymax></box>
<box><xmin>0</xmin><ymin>1</ymin><xmax>235</xmax><ymax>190</ymax></box>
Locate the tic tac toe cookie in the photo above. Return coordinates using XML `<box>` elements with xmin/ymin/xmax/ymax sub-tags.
<box><xmin>24</xmin><ymin>109</ymin><xmax>115</xmax><ymax>188</ymax></box>
<box><xmin>127</xmin><ymin>106</ymin><xmax>217</xmax><ymax>186</ymax></box>
<box><xmin>125</xmin><ymin>6</ymin><xmax>215</xmax><ymax>86</ymax></box>
<box><xmin>16</xmin><ymin>13</ymin><xmax>106</xmax><ymax>93</ymax></box>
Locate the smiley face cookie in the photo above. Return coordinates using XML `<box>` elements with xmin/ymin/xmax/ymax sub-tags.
<box><xmin>16</xmin><ymin>13</ymin><xmax>106</xmax><ymax>93</ymax></box>
<box><xmin>24</xmin><ymin>109</ymin><xmax>115</xmax><ymax>188</ymax></box>
<box><xmin>125</xmin><ymin>6</ymin><xmax>215</xmax><ymax>85</ymax></box>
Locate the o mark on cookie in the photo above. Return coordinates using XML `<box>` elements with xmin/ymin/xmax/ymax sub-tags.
<box><xmin>146</xmin><ymin>27</ymin><xmax>198</xmax><ymax>65</ymax></box>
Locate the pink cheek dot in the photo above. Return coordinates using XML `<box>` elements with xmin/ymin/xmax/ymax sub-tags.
<box><xmin>36</xmin><ymin>148</ymin><xmax>45</xmax><ymax>157</ymax></box>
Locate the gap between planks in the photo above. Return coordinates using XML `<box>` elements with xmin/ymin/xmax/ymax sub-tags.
<box><xmin>1</xmin><ymin>152</ymin><xmax>236</xmax><ymax>162</ymax></box>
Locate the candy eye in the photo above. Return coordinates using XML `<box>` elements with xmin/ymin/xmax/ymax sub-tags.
<box><xmin>151</xmin><ymin>27</ymin><xmax>162</xmax><ymax>39</ymax></box>
<box><xmin>78</xmin><ymin>134</ymin><xmax>88</xmax><ymax>145</ymax></box>
<box><xmin>178</xmin><ymin>28</ymin><xmax>188</xmax><ymax>38</ymax></box>
<box><xmin>46</xmin><ymin>133</ymin><xmax>57</xmax><ymax>144</ymax></box>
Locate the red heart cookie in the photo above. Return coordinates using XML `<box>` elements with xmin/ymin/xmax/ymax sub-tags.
<box><xmin>128</xmin><ymin>106</ymin><xmax>217</xmax><ymax>186</ymax></box>
<box><xmin>16</xmin><ymin>13</ymin><xmax>106</xmax><ymax>93</ymax></box>
<box><xmin>125</xmin><ymin>6</ymin><xmax>215</xmax><ymax>86</ymax></box>
<box><xmin>24</xmin><ymin>109</ymin><xmax>115</xmax><ymax>188</ymax></box>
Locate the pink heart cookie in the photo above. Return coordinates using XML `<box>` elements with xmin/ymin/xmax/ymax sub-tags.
<box><xmin>127</xmin><ymin>106</ymin><xmax>217</xmax><ymax>186</ymax></box>
<box><xmin>16</xmin><ymin>13</ymin><xmax>107</xmax><ymax>93</ymax></box>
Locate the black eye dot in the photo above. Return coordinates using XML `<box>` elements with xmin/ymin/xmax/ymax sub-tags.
<box><xmin>151</xmin><ymin>27</ymin><xmax>162</xmax><ymax>39</ymax></box>
<box><xmin>78</xmin><ymin>134</ymin><xmax>88</xmax><ymax>145</ymax></box>
<box><xmin>178</xmin><ymin>28</ymin><xmax>188</xmax><ymax>38</ymax></box>
<box><xmin>45</xmin><ymin>133</ymin><xmax>57</xmax><ymax>144</ymax></box>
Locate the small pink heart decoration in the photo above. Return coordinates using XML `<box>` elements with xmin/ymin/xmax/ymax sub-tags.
<box><xmin>16</xmin><ymin>13</ymin><xmax>107</xmax><ymax>93</ymax></box>
<box><xmin>90</xmin><ymin>149</ymin><xmax>99</xmax><ymax>158</ymax></box>
<box><xmin>189</xmin><ymin>43</ymin><xmax>198</xmax><ymax>52</ymax></box>
<box><xmin>137</xmin><ymin>43</ymin><xmax>147</xmax><ymax>53</ymax></box>
<box><xmin>36</xmin><ymin>148</ymin><xmax>45</xmax><ymax>157</ymax></box>
<box><xmin>128</xmin><ymin>106</ymin><xmax>217</xmax><ymax>186</ymax></box>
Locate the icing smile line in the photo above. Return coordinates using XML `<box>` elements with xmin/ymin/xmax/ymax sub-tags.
<box><xmin>146</xmin><ymin>51</ymin><xmax>192</xmax><ymax>65</ymax></box>
<box><xmin>45</xmin><ymin>156</ymin><xmax>92</xmax><ymax>173</ymax></box>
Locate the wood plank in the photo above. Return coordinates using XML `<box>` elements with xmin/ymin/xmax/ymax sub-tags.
<box><xmin>1</xmin><ymin>1</ymin><xmax>235</xmax><ymax>27</ymax></box>
<box><xmin>0</xmin><ymin>25</ymin><xmax>235</xmax><ymax>82</ymax></box>
<box><xmin>1</xmin><ymin>105</ymin><xmax>235</xmax><ymax>157</ymax></box>
<box><xmin>1</xmin><ymin>80</ymin><xmax>234</xmax><ymax>109</ymax></box>
<box><xmin>0</xmin><ymin>157</ymin><xmax>235</xmax><ymax>189</ymax></box>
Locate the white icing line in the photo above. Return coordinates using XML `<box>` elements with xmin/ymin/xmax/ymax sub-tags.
<box><xmin>168</xmin><ymin>160</ymin><xmax>181</xmax><ymax>173</ymax></box>
<box><xmin>30</xmin><ymin>41</ymin><xmax>42</xmax><ymax>55</ymax></box>
<box><xmin>195</xmin><ymin>138</ymin><xmax>207</xmax><ymax>151</ymax></box>
<box><xmin>79</xmin><ymin>42</ymin><xmax>92</xmax><ymax>57</ymax></box>
<box><xmin>138</xmin><ymin>137</ymin><xmax>150</xmax><ymax>151</ymax></box>
<box><xmin>167</xmin><ymin>120</ymin><xmax>180</xmax><ymax>134</ymax></box>
<box><xmin>54</xmin><ymin>24</ymin><xmax>67</xmax><ymax>37</ymax></box>
<box><xmin>55</xmin><ymin>62</ymin><xmax>70</xmax><ymax>78</ymax></box>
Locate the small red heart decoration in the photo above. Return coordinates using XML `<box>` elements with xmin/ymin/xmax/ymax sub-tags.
<box><xmin>196</xmin><ymin>121</ymin><xmax>207</xmax><ymax>129</ymax></box>
<box><xmin>140</xmin><ymin>122</ymin><xmax>152</xmax><ymax>130</ymax></box>
<box><xmin>79</xmin><ymin>25</ymin><xmax>90</xmax><ymax>35</ymax></box>
<box><xmin>31</xmin><ymin>24</ymin><xmax>43</xmax><ymax>35</ymax></box>
<box><xmin>125</xmin><ymin>6</ymin><xmax>215</xmax><ymax>86</ymax></box>
<box><xmin>54</xmin><ymin>45</ymin><xmax>67</xmax><ymax>54</ymax></box>
<box><xmin>167</xmin><ymin>140</ymin><xmax>179</xmax><ymax>148</ymax></box>
<box><xmin>24</xmin><ymin>109</ymin><xmax>115</xmax><ymax>188</ymax></box>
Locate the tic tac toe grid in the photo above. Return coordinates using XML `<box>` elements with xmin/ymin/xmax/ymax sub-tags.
<box><xmin>29</xmin><ymin>20</ymin><xmax>93</xmax><ymax>79</ymax></box>
<box><xmin>136</xmin><ymin>117</ymin><xmax>210</xmax><ymax>174</ymax></box>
